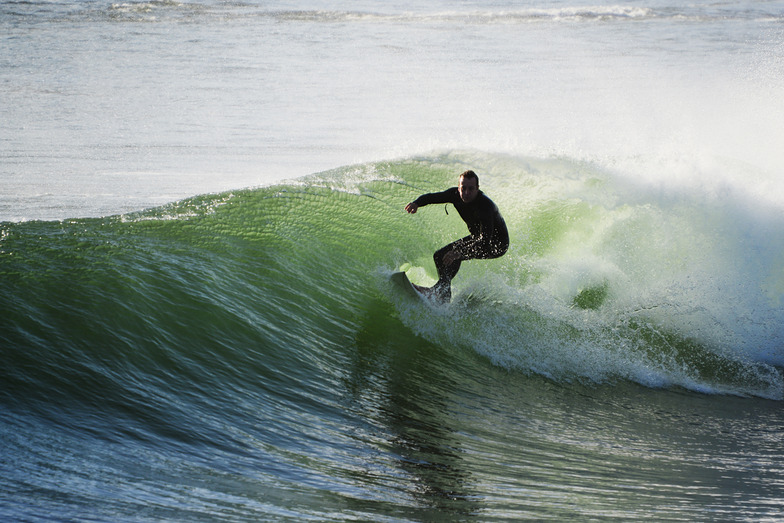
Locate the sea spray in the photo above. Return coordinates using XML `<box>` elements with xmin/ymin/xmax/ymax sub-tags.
<box><xmin>384</xmin><ymin>152</ymin><xmax>784</xmax><ymax>397</ymax></box>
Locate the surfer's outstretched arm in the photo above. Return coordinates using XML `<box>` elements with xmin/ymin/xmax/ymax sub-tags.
<box><xmin>406</xmin><ymin>188</ymin><xmax>454</xmax><ymax>214</ymax></box>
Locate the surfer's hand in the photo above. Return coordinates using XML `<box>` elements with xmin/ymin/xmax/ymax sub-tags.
<box><xmin>405</xmin><ymin>202</ymin><xmax>418</xmax><ymax>214</ymax></box>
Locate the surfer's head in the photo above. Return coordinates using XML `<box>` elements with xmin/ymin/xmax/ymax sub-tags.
<box><xmin>458</xmin><ymin>170</ymin><xmax>480</xmax><ymax>203</ymax></box>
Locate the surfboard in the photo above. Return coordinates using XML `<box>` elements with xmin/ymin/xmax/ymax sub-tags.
<box><xmin>390</xmin><ymin>271</ymin><xmax>433</xmax><ymax>300</ymax></box>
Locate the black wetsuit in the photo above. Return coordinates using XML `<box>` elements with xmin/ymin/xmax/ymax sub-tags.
<box><xmin>413</xmin><ymin>187</ymin><xmax>509</xmax><ymax>299</ymax></box>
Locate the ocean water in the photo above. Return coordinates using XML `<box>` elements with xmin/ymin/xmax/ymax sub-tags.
<box><xmin>3</xmin><ymin>1</ymin><xmax>784</xmax><ymax>520</ymax></box>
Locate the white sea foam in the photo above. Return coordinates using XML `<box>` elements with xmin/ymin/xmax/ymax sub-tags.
<box><xmin>391</xmin><ymin>152</ymin><xmax>784</xmax><ymax>398</ymax></box>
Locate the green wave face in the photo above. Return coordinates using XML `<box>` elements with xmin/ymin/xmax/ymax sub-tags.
<box><xmin>2</xmin><ymin>152</ymin><xmax>783</xmax><ymax>402</ymax></box>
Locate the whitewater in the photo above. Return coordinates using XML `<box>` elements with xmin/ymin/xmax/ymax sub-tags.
<box><xmin>3</xmin><ymin>0</ymin><xmax>784</xmax><ymax>520</ymax></box>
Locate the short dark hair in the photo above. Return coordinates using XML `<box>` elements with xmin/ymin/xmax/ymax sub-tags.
<box><xmin>460</xmin><ymin>170</ymin><xmax>479</xmax><ymax>186</ymax></box>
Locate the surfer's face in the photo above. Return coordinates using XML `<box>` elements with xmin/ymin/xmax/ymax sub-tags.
<box><xmin>458</xmin><ymin>176</ymin><xmax>479</xmax><ymax>203</ymax></box>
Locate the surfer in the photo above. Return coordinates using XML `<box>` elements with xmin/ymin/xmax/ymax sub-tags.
<box><xmin>405</xmin><ymin>170</ymin><xmax>509</xmax><ymax>303</ymax></box>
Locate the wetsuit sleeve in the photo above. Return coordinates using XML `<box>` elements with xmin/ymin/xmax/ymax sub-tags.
<box><xmin>412</xmin><ymin>188</ymin><xmax>458</xmax><ymax>207</ymax></box>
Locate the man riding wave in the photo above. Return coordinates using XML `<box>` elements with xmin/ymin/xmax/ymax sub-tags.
<box><xmin>405</xmin><ymin>170</ymin><xmax>509</xmax><ymax>303</ymax></box>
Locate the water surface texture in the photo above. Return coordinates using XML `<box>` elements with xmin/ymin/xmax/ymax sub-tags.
<box><xmin>2</xmin><ymin>1</ymin><xmax>784</xmax><ymax>520</ymax></box>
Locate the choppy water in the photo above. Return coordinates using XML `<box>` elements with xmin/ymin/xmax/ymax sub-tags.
<box><xmin>3</xmin><ymin>1</ymin><xmax>784</xmax><ymax>520</ymax></box>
